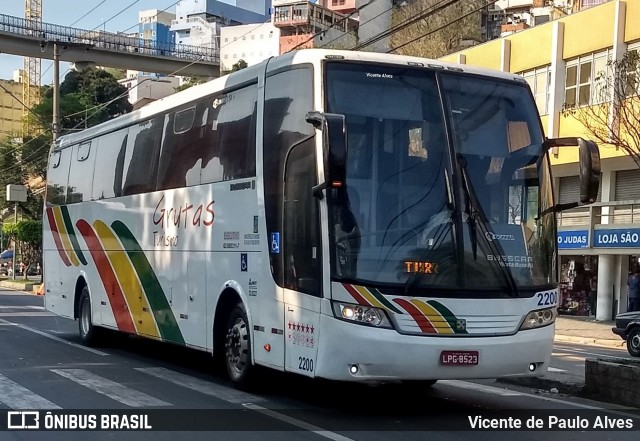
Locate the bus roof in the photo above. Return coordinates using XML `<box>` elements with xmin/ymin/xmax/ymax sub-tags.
<box><xmin>54</xmin><ymin>49</ymin><xmax>526</xmax><ymax>149</ymax></box>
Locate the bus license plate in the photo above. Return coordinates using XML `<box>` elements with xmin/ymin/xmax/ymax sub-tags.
<box><xmin>440</xmin><ymin>351</ymin><xmax>479</xmax><ymax>366</ymax></box>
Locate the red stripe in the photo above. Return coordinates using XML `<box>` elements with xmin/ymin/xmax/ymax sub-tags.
<box><xmin>343</xmin><ymin>284</ymin><xmax>369</xmax><ymax>306</ymax></box>
<box><xmin>76</xmin><ymin>219</ymin><xmax>136</xmax><ymax>333</ymax></box>
<box><xmin>393</xmin><ymin>298</ymin><xmax>437</xmax><ymax>333</ymax></box>
<box><xmin>46</xmin><ymin>208</ymin><xmax>72</xmax><ymax>267</ymax></box>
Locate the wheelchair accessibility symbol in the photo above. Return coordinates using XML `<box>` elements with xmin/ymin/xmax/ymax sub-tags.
<box><xmin>270</xmin><ymin>232</ymin><xmax>280</xmax><ymax>254</ymax></box>
<box><xmin>241</xmin><ymin>253</ymin><xmax>248</xmax><ymax>272</ymax></box>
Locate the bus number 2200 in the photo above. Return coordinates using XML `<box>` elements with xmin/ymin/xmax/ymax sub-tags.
<box><xmin>298</xmin><ymin>357</ymin><xmax>314</xmax><ymax>372</ymax></box>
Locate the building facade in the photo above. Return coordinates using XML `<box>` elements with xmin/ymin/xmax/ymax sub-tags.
<box><xmin>0</xmin><ymin>78</ymin><xmax>24</xmax><ymax>140</ymax></box>
<box><xmin>219</xmin><ymin>23</ymin><xmax>280</xmax><ymax>72</ymax></box>
<box><xmin>441</xmin><ymin>0</ymin><xmax>640</xmax><ymax>320</ymax></box>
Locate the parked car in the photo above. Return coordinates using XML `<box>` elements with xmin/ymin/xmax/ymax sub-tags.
<box><xmin>612</xmin><ymin>312</ymin><xmax>640</xmax><ymax>357</ymax></box>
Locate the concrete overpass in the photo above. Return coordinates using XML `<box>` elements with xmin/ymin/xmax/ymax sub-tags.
<box><xmin>0</xmin><ymin>13</ymin><xmax>220</xmax><ymax>78</ymax></box>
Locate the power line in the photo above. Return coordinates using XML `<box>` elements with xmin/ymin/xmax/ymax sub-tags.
<box><xmin>388</xmin><ymin>0</ymin><xmax>498</xmax><ymax>53</ymax></box>
<box><xmin>120</xmin><ymin>0</ymin><xmax>180</xmax><ymax>33</ymax></box>
<box><xmin>0</xmin><ymin>55</ymin><xmax>209</xmax><ymax>176</ymax></box>
<box><xmin>287</xmin><ymin>0</ymin><xmax>377</xmax><ymax>53</ymax></box>
<box><xmin>350</xmin><ymin>0</ymin><xmax>460</xmax><ymax>51</ymax></box>
<box><xmin>91</xmin><ymin>0</ymin><xmax>141</xmax><ymax>31</ymax></box>
<box><xmin>69</xmin><ymin>0</ymin><xmax>108</xmax><ymax>27</ymax></box>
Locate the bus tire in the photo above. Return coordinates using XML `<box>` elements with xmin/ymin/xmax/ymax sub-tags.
<box><xmin>78</xmin><ymin>286</ymin><xmax>99</xmax><ymax>346</ymax></box>
<box><xmin>224</xmin><ymin>303</ymin><xmax>254</xmax><ymax>389</ymax></box>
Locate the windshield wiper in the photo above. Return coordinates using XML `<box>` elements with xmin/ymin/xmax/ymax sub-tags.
<box><xmin>457</xmin><ymin>154</ymin><xmax>519</xmax><ymax>297</ymax></box>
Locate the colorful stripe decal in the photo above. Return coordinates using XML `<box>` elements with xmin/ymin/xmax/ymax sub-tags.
<box><xmin>92</xmin><ymin>220</ymin><xmax>160</xmax><ymax>338</ymax></box>
<box><xmin>46</xmin><ymin>208</ymin><xmax>72</xmax><ymax>267</ymax></box>
<box><xmin>111</xmin><ymin>220</ymin><xmax>184</xmax><ymax>344</ymax></box>
<box><xmin>410</xmin><ymin>300</ymin><xmax>454</xmax><ymax>334</ymax></box>
<box><xmin>367</xmin><ymin>287</ymin><xmax>403</xmax><ymax>314</ymax></box>
<box><xmin>60</xmin><ymin>206</ymin><xmax>87</xmax><ymax>265</ymax></box>
<box><xmin>341</xmin><ymin>283</ymin><xmax>467</xmax><ymax>334</ymax></box>
<box><xmin>76</xmin><ymin>219</ymin><xmax>136</xmax><ymax>333</ymax></box>
<box><xmin>52</xmin><ymin>208</ymin><xmax>80</xmax><ymax>267</ymax></box>
<box><xmin>428</xmin><ymin>300</ymin><xmax>465</xmax><ymax>333</ymax></box>
<box><xmin>393</xmin><ymin>298</ymin><xmax>437</xmax><ymax>333</ymax></box>
<box><xmin>353</xmin><ymin>285</ymin><xmax>387</xmax><ymax>310</ymax></box>
<box><xmin>343</xmin><ymin>283</ymin><xmax>369</xmax><ymax>306</ymax></box>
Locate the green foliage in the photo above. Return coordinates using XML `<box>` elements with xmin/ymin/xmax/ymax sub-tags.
<box><xmin>175</xmin><ymin>77</ymin><xmax>205</xmax><ymax>92</ymax></box>
<box><xmin>231</xmin><ymin>59</ymin><xmax>248</xmax><ymax>72</ymax></box>
<box><xmin>2</xmin><ymin>221</ymin><xmax>42</xmax><ymax>279</ymax></box>
<box><xmin>32</xmin><ymin>67</ymin><xmax>133</xmax><ymax>135</ymax></box>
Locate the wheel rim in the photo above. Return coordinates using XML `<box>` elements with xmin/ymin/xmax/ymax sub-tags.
<box><xmin>80</xmin><ymin>298</ymin><xmax>91</xmax><ymax>337</ymax></box>
<box><xmin>631</xmin><ymin>333</ymin><xmax>640</xmax><ymax>353</ymax></box>
<box><xmin>225</xmin><ymin>317</ymin><xmax>248</xmax><ymax>380</ymax></box>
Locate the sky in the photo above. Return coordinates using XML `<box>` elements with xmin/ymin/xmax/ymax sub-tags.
<box><xmin>0</xmin><ymin>0</ymin><xmax>180</xmax><ymax>83</ymax></box>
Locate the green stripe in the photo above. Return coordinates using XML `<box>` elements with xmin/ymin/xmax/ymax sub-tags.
<box><xmin>369</xmin><ymin>288</ymin><xmax>404</xmax><ymax>314</ymax></box>
<box><xmin>60</xmin><ymin>206</ymin><xmax>87</xmax><ymax>265</ymax></box>
<box><xmin>428</xmin><ymin>300</ymin><xmax>468</xmax><ymax>334</ymax></box>
<box><xmin>111</xmin><ymin>220</ymin><xmax>185</xmax><ymax>344</ymax></box>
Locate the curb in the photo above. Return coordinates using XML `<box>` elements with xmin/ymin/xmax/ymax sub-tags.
<box><xmin>554</xmin><ymin>333</ymin><xmax>627</xmax><ymax>349</ymax></box>
<box><xmin>497</xmin><ymin>376</ymin><xmax>584</xmax><ymax>396</ymax></box>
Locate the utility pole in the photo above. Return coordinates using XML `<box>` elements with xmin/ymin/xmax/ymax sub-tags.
<box><xmin>52</xmin><ymin>42</ymin><xmax>61</xmax><ymax>141</ymax></box>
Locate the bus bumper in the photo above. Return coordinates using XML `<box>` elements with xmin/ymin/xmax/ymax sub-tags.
<box><xmin>314</xmin><ymin>314</ymin><xmax>554</xmax><ymax>382</ymax></box>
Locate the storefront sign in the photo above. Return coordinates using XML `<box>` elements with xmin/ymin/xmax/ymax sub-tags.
<box><xmin>593</xmin><ymin>228</ymin><xmax>640</xmax><ymax>248</ymax></box>
<box><xmin>557</xmin><ymin>230</ymin><xmax>588</xmax><ymax>249</ymax></box>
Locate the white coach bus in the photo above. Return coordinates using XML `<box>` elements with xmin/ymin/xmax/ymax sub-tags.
<box><xmin>43</xmin><ymin>49</ymin><xmax>600</xmax><ymax>388</ymax></box>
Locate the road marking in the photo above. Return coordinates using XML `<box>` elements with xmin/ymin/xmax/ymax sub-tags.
<box><xmin>0</xmin><ymin>305</ymin><xmax>44</xmax><ymax>309</ymax></box>
<box><xmin>0</xmin><ymin>312</ymin><xmax>55</xmax><ymax>317</ymax></box>
<box><xmin>442</xmin><ymin>380</ymin><xmax>607</xmax><ymax>410</ymax></box>
<box><xmin>244</xmin><ymin>403</ymin><xmax>355</xmax><ymax>441</ymax></box>
<box><xmin>547</xmin><ymin>367</ymin><xmax>567</xmax><ymax>372</ymax></box>
<box><xmin>51</xmin><ymin>369</ymin><xmax>171</xmax><ymax>407</ymax></box>
<box><xmin>554</xmin><ymin>347</ymin><xmax>627</xmax><ymax>359</ymax></box>
<box><xmin>0</xmin><ymin>373</ymin><xmax>61</xmax><ymax>409</ymax></box>
<box><xmin>138</xmin><ymin>367</ymin><xmax>353</xmax><ymax>440</ymax></box>
<box><xmin>440</xmin><ymin>380</ymin><xmax>521</xmax><ymax>396</ymax></box>
<box><xmin>0</xmin><ymin>318</ymin><xmax>109</xmax><ymax>356</ymax></box>
<box><xmin>136</xmin><ymin>367</ymin><xmax>265</xmax><ymax>404</ymax></box>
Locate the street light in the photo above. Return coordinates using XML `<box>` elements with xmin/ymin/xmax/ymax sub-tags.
<box><xmin>6</xmin><ymin>184</ymin><xmax>27</xmax><ymax>281</ymax></box>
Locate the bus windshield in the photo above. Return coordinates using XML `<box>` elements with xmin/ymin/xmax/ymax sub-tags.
<box><xmin>325</xmin><ymin>62</ymin><xmax>556</xmax><ymax>296</ymax></box>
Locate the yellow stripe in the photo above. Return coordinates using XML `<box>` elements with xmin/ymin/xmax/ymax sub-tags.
<box><xmin>93</xmin><ymin>220</ymin><xmax>160</xmax><ymax>338</ymax></box>
<box><xmin>410</xmin><ymin>300</ymin><xmax>455</xmax><ymax>334</ymax></box>
<box><xmin>53</xmin><ymin>207</ymin><xmax>80</xmax><ymax>267</ymax></box>
<box><xmin>353</xmin><ymin>285</ymin><xmax>387</xmax><ymax>310</ymax></box>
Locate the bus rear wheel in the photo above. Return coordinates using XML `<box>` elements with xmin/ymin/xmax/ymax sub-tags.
<box><xmin>78</xmin><ymin>286</ymin><xmax>99</xmax><ymax>346</ymax></box>
<box><xmin>224</xmin><ymin>304</ymin><xmax>254</xmax><ymax>389</ymax></box>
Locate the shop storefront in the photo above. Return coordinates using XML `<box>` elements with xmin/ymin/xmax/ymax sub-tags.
<box><xmin>559</xmin><ymin>256</ymin><xmax>598</xmax><ymax>316</ymax></box>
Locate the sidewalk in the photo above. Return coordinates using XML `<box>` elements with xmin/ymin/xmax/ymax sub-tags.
<box><xmin>499</xmin><ymin>315</ymin><xmax>627</xmax><ymax>395</ymax></box>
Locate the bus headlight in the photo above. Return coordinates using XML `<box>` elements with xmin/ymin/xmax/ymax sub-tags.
<box><xmin>519</xmin><ymin>307</ymin><xmax>557</xmax><ymax>330</ymax></box>
<box><xmin>332</xmin><ymin>301</ymin><xmax>393</xmax><ymax>329</ymax></box>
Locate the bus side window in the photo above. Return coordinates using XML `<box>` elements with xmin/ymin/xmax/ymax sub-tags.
<box><xmin>67</xmin><ymin>141</ymin><xmax>95</xmax><ymax>203</ymax></box>
<box><xmin>122</xmin><ymin>116</ymin><xmax>163</xmax><ymax>196</ymax></box>
<box><xmin>157</xmin><ymin>103</ymin><xmax>205</xmax><ymax>190</ymax></box>
<box><xmin>202</xmin><ymin>84</ymin><xmax>257</xmax><ymax>183</ymax></box>
<box><xmin>92</xmin><ymin>130</ymin><xmax>128</xmax><ymax>200</ymax></box>
<box><xmin>46</xmin><ymin>148</ymin><xmax>72</xmax><ymax>205</ymax></box>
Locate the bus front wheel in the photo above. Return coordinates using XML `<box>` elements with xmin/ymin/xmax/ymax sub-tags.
<box><xmin>78</xmin><ymin>286</ymin><xmax>99</xmax><ymax>346</ymax></box>
<box><xmin>225</xmin><ymin>303</ymin><xmax>254</xmax><ymax>388</ymax></box>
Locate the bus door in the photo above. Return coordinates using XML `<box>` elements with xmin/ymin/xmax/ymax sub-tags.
<box><xmin>282</xmin><ymin>137</ymin><xmax>323</xmax><ymax>377</ymax></box>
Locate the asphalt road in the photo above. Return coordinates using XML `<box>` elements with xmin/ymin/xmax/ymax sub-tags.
<box><xmin>0</xmin><ymin>289</ymin><xmax>639</xmax><ymax>441</ymax></box>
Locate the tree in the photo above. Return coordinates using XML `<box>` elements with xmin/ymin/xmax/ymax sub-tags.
<box><xmin>2</xmin><ymin>220</ymin><xmax>42</xmax><ymax>280</ymax></box>
<box><xmin>32</xmin><ymin>67</ymin><xmax>132</xmax><ymax>135</ymax></box>
<box><xmin>389</xmin><ymin>0</ymin><xmax>487</xmax><ymax>59</ymax></box>
<box><xmin>231</xmin><ymin>59</ymin><xmax>248</xmax><ymax>72</ymax></box>
<box><xmin>563</xmin><ymin>50</ymin><xmax>640</xmax><ymax>168</ymax></box>
<box><xmin>174</xmin><ymin>77</ymin><xmax>205</xmax><ymax>92</ymax></box>
<box><xmin>17</xmin><ymin>220</ymin><xmax>42</xmax><ymax>280</ymax></box>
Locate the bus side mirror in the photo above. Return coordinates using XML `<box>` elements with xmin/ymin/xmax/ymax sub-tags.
<box><xmin>544</xmin><ymin>137</ymin><xmax>601</xmax><ymax>208</ymax></box>
<box><xmin>306</xmin><ymin>111</ymin><xmax>347</xmax><ymax>199</ymax></box>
